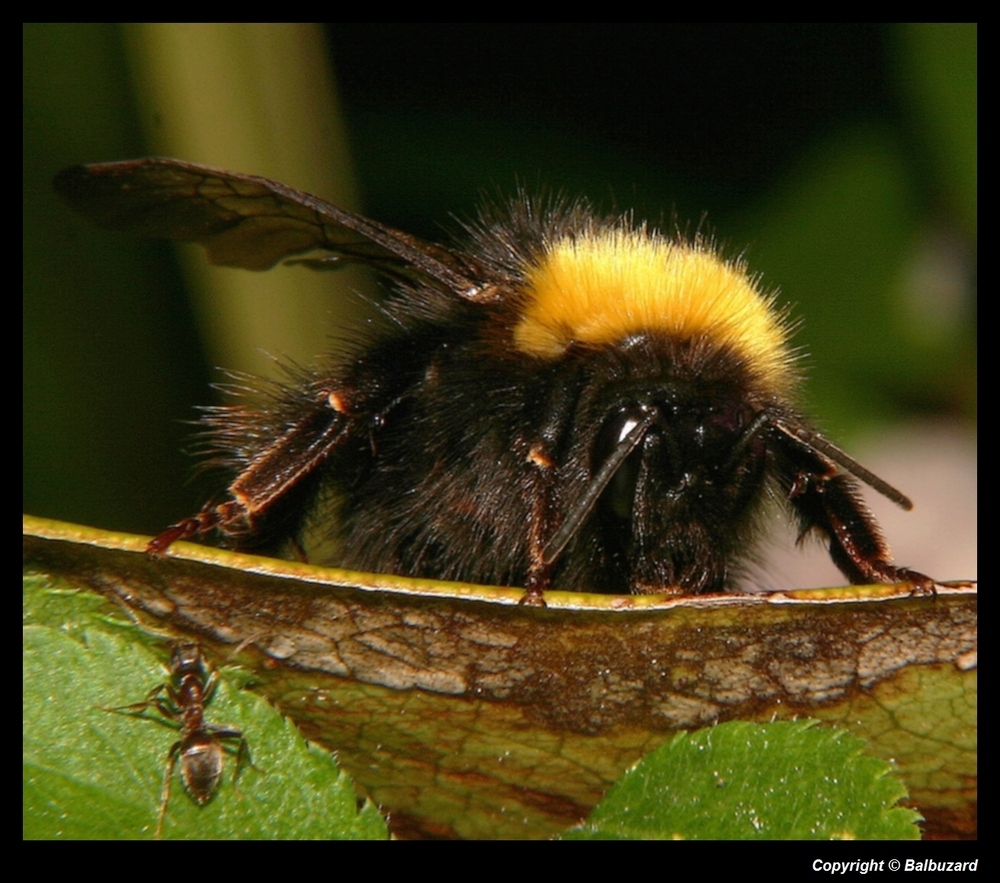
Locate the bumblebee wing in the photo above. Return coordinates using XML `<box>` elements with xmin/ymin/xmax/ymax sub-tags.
<box><xmin>54</xmin><ymin>157</ymin><xmax>488</xmax><ymax>297</ymax></box>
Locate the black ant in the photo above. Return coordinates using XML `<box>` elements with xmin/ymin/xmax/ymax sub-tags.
<box><xmin>104</xmin><ymin>642</ymin><xmax>252</xmax><ymax>838</ymax></box>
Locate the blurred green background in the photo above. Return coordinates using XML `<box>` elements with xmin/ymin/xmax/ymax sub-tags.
<box><xmin>24</xmin><ymin>24</ymin><xmax>975</xmax><ymax>585</ymax></box>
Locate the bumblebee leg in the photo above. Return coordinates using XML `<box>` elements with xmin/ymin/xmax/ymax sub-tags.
<box><xmin>789</xmin><ymin>470</ymin><xmax>935</xmax><ymax>593</ymax></box>
<box><xmin>521</xmin><ymin>441</ymin><xmax>557</xmax><ymax>606</ymax></box>
<box><xmin>147</xmin><ymin>396</ymin><xmax>350</xmax><ymax>555</ymax></box>
<box><xmin>146</xmin><ymin>502</ymin><xmax>245</xmax><ymax>554</ymax></box>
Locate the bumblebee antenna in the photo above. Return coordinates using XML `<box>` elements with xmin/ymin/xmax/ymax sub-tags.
<box><xmin>770</xmin><ymin>420</ymin><xmax>913</xmax><ymax>510</ymax></box>
<box><xmin>542</xmin><ymin>408</ymin><xmax>658</xmax><ymax>565</ymax></box>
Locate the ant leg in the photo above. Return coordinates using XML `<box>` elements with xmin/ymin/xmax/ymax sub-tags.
<box><xmin>155</xmin><ymin>741</ymin><xmax>181</xmax><ymax>840</ymax></box>
<box><xmin>201</xmin><ymin>670</ymin><xmax>219</xmax><ymax>705</ymax></box>
<box><xmin>232</xmin><ymin>734</ymin><xmax>251</xmax><ymax>794</ymax></box>
<box><xmin>212</xmin><ymin>727</ymin><xmax>254</xmax><ymax>794</ymax></box>
<box><xmin>102</xmin><ymin>684</ymin><xmax>174</xmax><ymax>719</ymax></box>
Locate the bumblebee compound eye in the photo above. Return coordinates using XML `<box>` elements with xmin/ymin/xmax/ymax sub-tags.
<box><xmin>591</xmin><ymin>399</ymin><xmax>764</xmax><ymax>521</ymax></box>
<box><xmin>538</xmin><ymin>405</ymin><xmax>658</xmax><ymax>572</ymax></box>
<box><xmin>592</xmin><ymin>405</ymin><xmax>659</xmax><ymax>521</ymax></box>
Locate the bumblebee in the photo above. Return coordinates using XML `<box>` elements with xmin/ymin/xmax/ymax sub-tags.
<box><xmin>54</xmin><ymin>158</ymin><xmax>934</xmax><ymax>603</ymax></box>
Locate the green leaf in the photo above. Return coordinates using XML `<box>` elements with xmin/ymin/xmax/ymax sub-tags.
<box><xmin>24</xmin><ymin>518</ymin><xmax>976</xmax><ymax>838</ymax></box>
<box><xmin>565</xmin><ymin>720</ymin><xmax>921</xmax><ymax>840</ymax></box>
<box><xmin>23</xmin><ymin>575</ymin><xmax>387</xmax><ymax>840</ymax></box>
